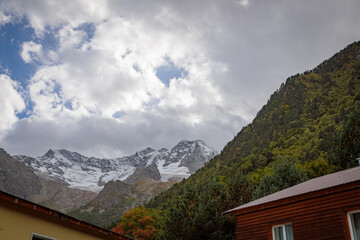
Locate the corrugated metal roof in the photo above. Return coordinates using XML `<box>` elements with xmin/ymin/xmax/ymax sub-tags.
<box><xmin>225</xmin><ymin>166</ymin><xmax>360</xmax><ymax>214</ymax></box>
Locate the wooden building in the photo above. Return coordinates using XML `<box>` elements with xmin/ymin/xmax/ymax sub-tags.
<box><xmin>0</xmin><ymin>190</ymin><xmax>133</xmax><ymax>240</ymax></box>
<box><xmin>225</xmin><ymin>166</ymin><xmax>360</xmax><ymax>240</ymax></box>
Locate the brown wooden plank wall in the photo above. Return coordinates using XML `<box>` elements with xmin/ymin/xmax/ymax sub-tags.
<box><xmin>235</xmin><ymin>186</ymin><xmax>360</xmax><ymax>240</ymax></box>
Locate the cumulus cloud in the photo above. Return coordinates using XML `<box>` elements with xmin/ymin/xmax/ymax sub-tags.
<box><xmin>0</xmin><ymin>74</ymin><xmax>25</xmax><ymax>137</ymax></box>
<box><xmin>0</xmin><ymin>0</ymin><xmax>108</xmax><ymax>35</ymax></box>
<box><xmin>0</xmin><ymin>11</ymin><xmax>11</xmax><ymax>25</ymax></box>
<box><xmin>20</xmin><ymin>41</ymin><xmax>43</xmax><ymax>63</ymax></box>
<box><xmin>23</xmin><ymin>11</ymin><xmax>229</xmax><ymax>122</ymax></box>
<box><xmin>1</xmin><ymin>0</ymin><xmax>360</xmax><ymax>157</ymax></box>
<box><xmin>0</xmin><ymin>112</ymin><xmax>243</xmax><ymax>158</ymax></box>
<box><xmin>238</xmin><ymin>0</ymin><xmax>250</xmax><ymax>7</ymax></box>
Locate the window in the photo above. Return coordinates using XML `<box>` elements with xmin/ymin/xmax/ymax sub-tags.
<box><xmin>31</xmin><ymin>233</ymin><xmax>57</xmax><ymax>240</ymax></box>
<box><xmin>348</xmin><ymin>210</ymin><xmax>360</xmax><ymax>240</ymax></box>
<box><xmin>272</xmin><ymin>223</ymin><xmax>293</xmax><ymax>240</ymax></box>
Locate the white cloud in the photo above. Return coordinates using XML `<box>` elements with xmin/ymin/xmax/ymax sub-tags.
<box><xmin>0</xmin><ymin>74</ymin><xmax>25</xmax><ymax>137</ymax></box>
<box><xmin>11</xmin><ymin>9</ymin><xmax>240</xmax><ymax>156</ymax></box>
<box><xmin>57</xmin><ymin>24</ymin><xmax>88</xmax><ymax>51</ymax></box>
<box><xmin>20</xmin><ymin>41</ymin><xmax>43</xmax><ymax>63</ymax></box>
<box><xmin>0</xmin><ymin>11</ymin><xmax>11</xmax><ymax>25</ymax></box>
<box><xmin>0</xmin><ymin>111</ymin><xmax>243</xmax><ymax>158</ymax></box>
<box><xmin>0</xmin><ymin>0</ymin><xmax>108</xmax><ymax>35</ymax></box>
<box><xmin>23</xmin><ymin>13</ymin><xmax>227</xmax><ymax>124</ymax></box>
<box><xmin>238</xmin><ymin>0</ymin><xmax>250</xmax><ymax>7</ymax></box>
<box><xmin>1</xmin><ymin>0</ymin><xmax>360</xmax><ymax>157</ymax></box>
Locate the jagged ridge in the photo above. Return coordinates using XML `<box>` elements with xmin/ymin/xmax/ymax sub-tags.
<box><xmin>15</xmin><ymin>140</ymin><xmax>218</xmax><ymax>192</ymax></box>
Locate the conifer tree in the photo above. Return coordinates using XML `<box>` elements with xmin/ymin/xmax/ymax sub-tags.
<box><xmin>252</xmin><ymin>157</ymin><xmax>308</xmax><ymax>200</ymax></box>
<box><xmin>330</xmin><ymin>105</ymin><xmax>360</xmax><ymax>170</ymax></box>
<box><xmin>159</xmin><ymin>180</ymin><xmax>235</xmax><ymax>240</ymax></box>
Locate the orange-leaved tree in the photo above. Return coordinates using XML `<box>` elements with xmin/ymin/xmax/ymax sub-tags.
<box><xmin>112</xmin><ymin>206</ymin><xmax>161</xmax><ymax>240</ymax></box>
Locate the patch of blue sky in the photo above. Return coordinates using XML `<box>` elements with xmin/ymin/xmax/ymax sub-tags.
<box><xmin>64</xmin><ymin>100</ymin><xmax>73</xmax><ymax>110</ymax></box>
<box><xmin>112</xmin><ymin>110</ymin><xmax>126</xmax><ymax>119</ymax></box>
<box><xmin>133</xmin><ymin>64</ymin><xmax>140</xmax><ymax>73</ymax></box>
<box><xmin>0</xmin><ymin>18</ymin><xmax>40</xmax><ymax>119</ymax></box>
<box><xmin>38</xmin><ymin>81</ymin><xmax>65</xmax><ymax>110</ymax></box>
<box><xmin>76</xmin><ymin>23</ymin><xmax>96</xmax><ymax>41</ymax></box>
<box><xmin>0</xmin><ymin>17</ymin><xmax>59</xmax><ymax>84</ymax></box>
<box><xmin>17</xmin><ymin>110</ymin><xmax>31</xmax><ymax>119</ymax></box>
<box><xmin>51</xmin><ymin>81</ymin><xmax>62</xmax><ymax>97</ymax></box>
<box><xmin>155</xmin><ymin>57</ymin><xmax>188</xmax><ymax>87</ymax></box>
<box><xmin>40</xmin><ymin>26</ymin><xmax>60</xmax><ymax>51</ymax></box>
<box><xmin>143</xmin><ymin>97</ymin><xmax>160</xmax><ymax>109</ymax></box>
<box><xmin>0</xmin><ymin>17</ymin><xmax>36</xmax><ymax>87</ymax></box>
<box><xmin>74</xmin><ymin>22</ymin><xmax>96</xmax><ymax>49</ymax></box>
<box><xmin>87</xmin><ymin>107</ymin><xmax>102</xmax><ymax>115</ymax></box>
<box><xmin>16</xmin><ymin>97</ymin><xmax>34</xmax><ymax>119</ymax></box>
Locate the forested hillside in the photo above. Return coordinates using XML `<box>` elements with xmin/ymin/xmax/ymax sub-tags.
<box><xmin>140</xmin><ymin>41</ymin><xmax>360</xmax><ymax>240</ymax></box>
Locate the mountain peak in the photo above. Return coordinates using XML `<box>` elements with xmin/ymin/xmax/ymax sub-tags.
<box><xmin>159</xmin><ymin>148</ymin><xmax>169</xmax><ymax>152</ymax></box>
<box><xmin>44</xmin><ymin>149</ymin><xmax>55</xmax><ymax>158</ymax></box>
<box><xmin>12</xmin><ymin>139</ymin><xmax>217</xmax><ymax>192</ymax></box>
<box><xmin>178</xmin><ymin>139</ymin><xmax>193</xmax><ymax>144</ymax></box>
<box><xmin>176</xmin><ymin>139</ymin><xmax>206</xmax><ymax>147</ymax></box>
<box><xmin>138</xmin><ymin>147</ymin><xmax>156</xmax><ymax>155</ymax></box>
<box><xmin>0</xmin><ymin>148</ymin><xmax>11</xmax><ymax>158</ymax></box>
<box><xmin>194</xmin><ymin>139</ymin><xmax>206</xmax><ymax>145</ymax></box>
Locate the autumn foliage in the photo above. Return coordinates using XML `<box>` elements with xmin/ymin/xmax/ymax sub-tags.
<box><xmin>112</xmin><ymin>206</ymin><xmax>159</xmax><ymax>240</ymax></box>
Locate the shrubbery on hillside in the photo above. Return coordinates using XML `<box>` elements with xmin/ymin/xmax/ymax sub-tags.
<box><xmin>136</xmin><ymin>41</ymin><xmax>360</xmax><ymax>239</ymax></box>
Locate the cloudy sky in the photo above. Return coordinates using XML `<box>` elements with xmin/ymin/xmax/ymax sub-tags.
<box><xmin>0</xmin><ymin>0</ymin><xmax>360</xmax><ymax>158</ymax></box>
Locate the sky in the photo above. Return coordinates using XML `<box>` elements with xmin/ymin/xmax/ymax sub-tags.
<box><xmin>0</xmin><ymin>0</ymin><xmax>360</xmax><ymax>158</ymax></box>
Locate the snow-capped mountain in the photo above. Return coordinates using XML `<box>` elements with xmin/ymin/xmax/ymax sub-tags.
<box><xmin>15</xmin><ymin>140</ymin><xmax>217</xmax><ymax>192</ymax></box>
<box><xmin>157</xmin><ymin>140</ymin><xmax>218</xmax><ymax>181</ymax></box>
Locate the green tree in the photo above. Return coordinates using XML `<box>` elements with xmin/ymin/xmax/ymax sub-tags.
<box><xmin>252</xmin><ymin>157</ymin><xmax>308</xmax><ymax>200</ymax></box>
<box><xmin>159</xmin><ymin>180</ymin><xmax>235</xmax><ymax>240</ymax></box>
<box><xmin>225</xmin><ymin>170</ymin><xmax>254</xmax><ymax>209</ymax></box>
<box><xmin>146</xmin><ymin>41</ymin><xmax>360</xmax><ymax>240</ymax></box>
<box><xmin>329</xmin><ymin>105</ymin><xmax>360</xmax><ymax>170</ymax></box>
<box><xmin>159</xmin><ymin>186</ymin><xmax>195</xmax><ymax>240</ymax></box>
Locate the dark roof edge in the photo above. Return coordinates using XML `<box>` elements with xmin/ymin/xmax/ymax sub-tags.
<box><xmin>0</xmin><ymin>190</ymin><xmax>134</xmax><ymax>240</ymax></box>
<box><xmin>224</xmin><ymin>179</ymin><xmax>360</xmax><ymax>216</ymax></box>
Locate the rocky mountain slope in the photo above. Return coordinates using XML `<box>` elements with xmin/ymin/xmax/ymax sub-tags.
<box><xmin>1</xmin><ymin>140</ymin><xmax>217</xmax><ymax>227</ymax></box>
<box><xmin>69</xmin><ymin>179</ymin><xmax>175</xmax><ymax>227</ymax></box>
<box><xmin>0</xmin><ymin>148</ymin><xmax>97</xmax><ymax>212</ymax></box>
<box><xmin>15</xmin><ymin>140</ymin><xmax>217</xmax><ymax>192</ymax></box>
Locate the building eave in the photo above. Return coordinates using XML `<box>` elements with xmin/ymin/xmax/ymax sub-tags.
<box><xmin>0</xmin><ymin>190</ymin><xmax>133</xmax><ymax>240</ymax></box>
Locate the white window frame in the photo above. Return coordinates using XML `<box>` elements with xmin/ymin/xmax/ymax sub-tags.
<box><xmin>31</xmin><ymin>233</ymin><xmax>57</xmax><ymax>240</ymax></box>
<box><xmin>348</xmin><ymin>210</ymin><xmax>360</xmax><ymax>240</ymax></box>
<box><xmin>272</xmin><ymin>223</ymin><xmax>293</xmax><ymax>240</ymax></box>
